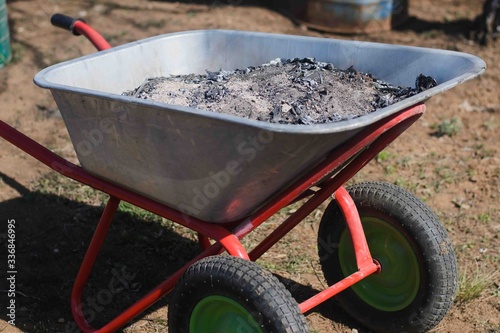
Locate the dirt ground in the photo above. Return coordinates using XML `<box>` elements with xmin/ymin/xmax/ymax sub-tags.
<box><xmin>0</xmin><ymin>0</ymin><xmax>498</xmax><ymax>332</ymax></box>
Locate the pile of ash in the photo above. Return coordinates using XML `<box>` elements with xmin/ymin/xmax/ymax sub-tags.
<box><xmin>124</xmin><ymin>58</ymin><xmax>436</xmax><ymax>125</ymax></box>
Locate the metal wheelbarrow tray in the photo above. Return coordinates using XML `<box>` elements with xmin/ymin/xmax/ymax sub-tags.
<box><xmin>33</xmin><ymin>30</ymin><xmax>485</xmax><ymax>223</ymax></box>
<box><xmin>0</xmin><ymin>16</ymin><xmax>486</xmax><ymax>333</ymax></box>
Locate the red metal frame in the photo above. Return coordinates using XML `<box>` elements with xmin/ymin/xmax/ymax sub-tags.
<box><xmin>73</xmin><ymin>20</ymin><xmax>112</xmax><ymax>51</ymax></box>
<box><xmin>0</xmin><ymin>18</ymin><xmax>427</xmax><ymax>333</ymax></box>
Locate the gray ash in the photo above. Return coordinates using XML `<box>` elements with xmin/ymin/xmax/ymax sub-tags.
<box><xmin>125</xmin><ymin>58</ymin><xmax>436</xmax><ymax>125</ymax></box>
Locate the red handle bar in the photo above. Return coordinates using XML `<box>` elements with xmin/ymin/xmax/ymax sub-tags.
<box><xmin>51</xmin><ymin>13</ymin><xmax>111</xmax><ymax>51</ymax></box>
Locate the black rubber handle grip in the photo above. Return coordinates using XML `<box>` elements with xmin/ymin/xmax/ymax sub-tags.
<box><xmin>50</xmin><ymin>13</ymin><xmax>85</xmax><ymax>35</ymax></box>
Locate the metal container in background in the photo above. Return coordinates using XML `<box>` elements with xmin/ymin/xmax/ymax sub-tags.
<box><xmin>306</xmin><ymin>0</ymin><xmax>409</xmax><ymax>33</ymax></box>
<box><xmin>0</xmin><ymin>0</ymin><xmax>11</xmax><ymax>68</ymax></box>
<box><xmin>274</xmin><ymin>0</ymin><xmax>409</xmax><ymax>34</ymax></box>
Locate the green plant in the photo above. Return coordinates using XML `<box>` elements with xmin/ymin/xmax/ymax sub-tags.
<box><xmin>10</xmin><ymin>42</ymin><xmax>26</xmax><ymax>63</ymax></box>
<box><xmin>33</xmin><ymin>172</ymin><xmax>107</xmax><ymax>205</ymax></box>
<box><xmin>455</xmin><ymin>266</ymin><xmax>499</xmax><ymax>304</ymax></box>
<box><xmin>376</xmin><ymin>150</ymin><xmax>392</xmax><ymax>163</ymax></box>
<box><xmin>482</xmin><ymin>116</ymin><xmax>498</xmax><ymax>131</ymax></box>
<box><xmin>383</xmin><ymin>164</ymin><xmax>396</xmax><ymax>175</ymax></box>
<box><xmin>423</xmin><ymin>30</ymin><xmax>440</xmax><ymax>39</ymax></box>
<box><xmin>477</xmin><ymin>213</ymin><xmax>491</xmax><ymax>224</ymax></box>
<box><xmin>432</xmin><ymin>117</ymin><xmax>462</xmax><ymax>137</ymax></box>
<box><xmin>473</xmin><ymin>143</ymin><xmax>495</xmax><ymax>159</ymax></box>
<box><xmin>434</xmin><ymin>166</ymin><xmax>458</xmax><ymax>185</ymax></box>
<box><xmin>397</xmin><ymin>156</ymin><xmax>412</xmax><ymax>168</ymax></box>
<box><xmin>394</xmin><ymin>178</ymin><xmax>418</xmax><ymax>193</ymax></box>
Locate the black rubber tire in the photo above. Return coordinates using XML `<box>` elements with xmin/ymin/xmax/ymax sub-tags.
<box><xmin>168</xmin><ymin>255</ymin><xmax>309</xmax><ymax>333</ymax></box>
<box><xmin>317</xmin><ymin>181</ymin><xmax>457</xmax><ymax>333</ymax></box>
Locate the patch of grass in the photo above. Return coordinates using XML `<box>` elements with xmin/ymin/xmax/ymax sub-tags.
<box><xmin>422</xmin><ymin>29</ymin><xmax>440</xmax><ymax>39</ymax></box>
<box><xmin>394</xmin><ymin>178</ymin><xmax>418</xmax><ymax>194</ymax></box>
<box><xmin>33</xmin><ymin>172</ymin><xmax>175</xmax><ymax>224</ymax></box>
<box><xmin>136</xmin><ymin>19</ymin><xmax>166</xmax><ymax>30</ymax></box>
<box><xmin>432</xmin><ymin>117</ymin><xmax>462</xmax><ymax>137</ymax></box>
<box><xmin>482</xmin><ymin>117</ymin><xmax>498</xmax><ymax>131</ymax></box>
<box><xmin>375</xmin><ymin>150</ymin><xmax>400</xmax><ymax>176</ymax></box>
<box><xmin>118</xmin><ymin>201</ymin><xmax>164</xmax><ymax>224</ymax></box>
<box><xmin>466</xmin><ymin>166</ymin><xmax>476</xmax><ymax>180</ymax></box>
<box><xmin>397</xmin><ymin>156</ymin><xmax>412</xmax><ymax>169</ymax></box>
<box><xmin>477</xmin><ymin>213</ymin><xmax>491</xmax><ymax>224</ymax></box>
<box><xmin>10</xmin><ymin>42</ymin><xmax>26</xmax><ymax>63</ymax></box>
<box><xmin>455</xmin><ymin>266</ymin><xmax>500</xmax><ymax>304</ymax></box>
<box><xmin>473</xmin><ymin>143</ymin><xmax>495</xmax><ymax>159</ymax></box>
<box><xmin>259</xmin><ymin>252</ymin><xmax>310</xmax><ymax>274</ymax></box>
<box><xmin>33</xmin><ymin>171</ymin><xmax>107</xmax><ymax>206</ymax></box>
<box><xmin>376</xmin><ymin>150</ymin><xmax>392</xmax><ymax>163</ymax></box>
<box><xmin>434</xmin><ymin>166</ymin><xmax>458</xmax><ymax>185</ymax></box>
<box><xmin>383</xmin><ymin>164</ymin><xmax>396</xmax><ymax>175</ymax></box>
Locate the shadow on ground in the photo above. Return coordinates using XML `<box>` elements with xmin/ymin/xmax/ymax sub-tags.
<box><xmin>149</xmin><ymin>0</ymin><xmax>268</xmax><ymax>6</ymax></box>
<box><xmin>395</xmin><ymin>15</ymin><xmax>479</xmax><ymax>39</ymax></box>
<box><xmin>276</xmin><ymin>274</ymin><xmax>366</xmax><ymax>332</ymax></box>
<box><xmin>0</xmin><ymin>172</ymin><xmax>360</xmax><ymax>332</ymax></box>
<box><xmin>0</xmin><ymin>172</ymin><xmax>200</xmax><ymax>332</ymax></box>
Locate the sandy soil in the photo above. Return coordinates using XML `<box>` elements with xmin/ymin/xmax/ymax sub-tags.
<box><xmin>0</xmin><ymin>0</ymin><xmax>498</xmax><ymax>332</ymax></box>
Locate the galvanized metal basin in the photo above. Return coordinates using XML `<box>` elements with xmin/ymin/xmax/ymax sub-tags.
<box><xmin>34</xmin><ymin>31</ymin><xmax>485</xmax><ymax>223</ymax></box>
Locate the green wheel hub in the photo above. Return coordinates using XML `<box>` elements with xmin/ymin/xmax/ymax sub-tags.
<box><xmin>190</xmin><ymin>295</ymin><xmax>264</xmax><ymax>333</ymax></box>
<box><xmin>339</xmin><ymin>216</ymin><xmax>421</xmax><ymax>312</ymax></box>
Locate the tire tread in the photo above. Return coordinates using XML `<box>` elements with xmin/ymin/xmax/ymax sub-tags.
<box><xmin>169</xmin><ymin>255</ymin><xmax>309</xmax><ymax>333</ymax></box>
<box><xmin>318</xmin><ymin>181</ymin><xmax>457</xmax><ymax>333</ymax></box>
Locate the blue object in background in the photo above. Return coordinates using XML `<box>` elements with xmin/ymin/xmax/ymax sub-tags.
<box><xmin>306</xmin><ymin>0</ymin><xmax>408</xmax><ymax>33</ymax></box>
<box><xmin>0</xmin><ymin>0</ymin><xmax>12</xmax><ymax>68</ymax></box>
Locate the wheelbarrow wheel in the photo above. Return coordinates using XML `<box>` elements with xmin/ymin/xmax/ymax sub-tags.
<box><xmin>317</xmin><ymin>181</ymin><xmax>457</xmax><ymax>333</ymax></box>
<box><xmin>168</xmin><ymin>255</ymin><xmax>309</xmax><ymax>333</ymax></box>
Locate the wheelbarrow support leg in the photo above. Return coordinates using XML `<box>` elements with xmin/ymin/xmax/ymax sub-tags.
<box><xmin>71</xmin><ymin>196</ymin><xmax>121</xmax><ymax>332</ymax></box>
<box><xmin>68</xmin><ymin>195</ymin><xmax>241</xmax><ymax>333</ymax></box>
<box><xmin>333</xmin><ymin>187</ymin><xmax>375</xmax><ymax>271</ymax></box>
<box><xmin>298</xmin><ymin>187</ymin><xmax>380</xmax><ymax>314</ymax></box>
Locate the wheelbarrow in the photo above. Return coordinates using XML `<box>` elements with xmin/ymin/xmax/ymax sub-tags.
<box><xmin>0</xmin><ymin>13</ymin><xmax>486</xmax><ymax>333</ymax></box>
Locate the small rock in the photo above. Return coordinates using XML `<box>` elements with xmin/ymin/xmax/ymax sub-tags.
<box><xmin>92</xmin><ymin>4</ymin><xmax>106</xmax><ymax>14</ymax></box>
